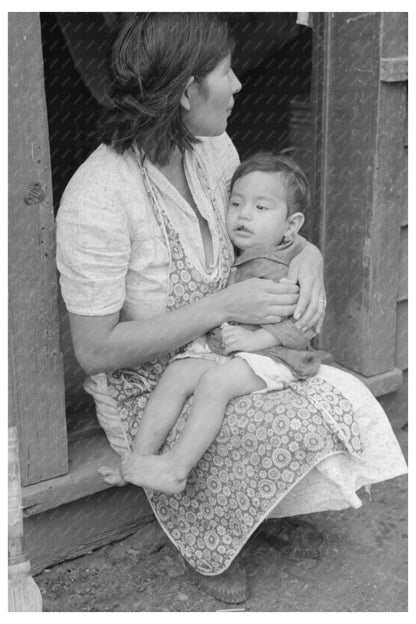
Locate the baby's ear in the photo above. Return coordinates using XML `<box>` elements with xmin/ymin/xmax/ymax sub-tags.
<box><xmin>285</xmin><ymin>212</ymin><xmax>305</xmax><ymax>236</ymax></box>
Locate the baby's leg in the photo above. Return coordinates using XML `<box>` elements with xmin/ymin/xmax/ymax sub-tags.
<box><xmin>133</xmin><ymin>358</ymin><xmax>216</xmax><ymax>455</ymax></box>
<box><xmin>121</xmin><ymin>358</ymin><xmax>266</xmax><ymax>493</ymax></box>
<box><xmin>99</xmin><ymin>358</ymin><xmax>215</xmax><ymax>487</ymax></box>
<box><xmin>171</xmin><ymin>358</ymin><xmax>266</xmax><ymax>470</ymax></box>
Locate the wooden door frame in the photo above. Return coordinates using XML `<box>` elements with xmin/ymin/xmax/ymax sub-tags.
<box><xmin>9</xmin><ymin>12</ymin><xmax>68</xmax><ymax>485</ymax></box>
<box><xmin>311</xmin><ymin>12</ymin><xmax>407</xmax><ymax>377</ymax></box>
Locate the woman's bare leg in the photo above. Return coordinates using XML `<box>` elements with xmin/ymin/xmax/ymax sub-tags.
<box><xmin>98</xmin><ymin>358</ymin><xmax>215</xmax><ymax>486</ymax></box>
<box><xmin>121</xmin><ymin>358</ymin><xmax>266</xmax><ymax>493</ymax></box>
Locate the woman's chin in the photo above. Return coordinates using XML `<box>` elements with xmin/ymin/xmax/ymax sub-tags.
<box><xmin>192</xmin><ymin>120</ymin><xmax>229</xmax><ymax>138</ymax></box>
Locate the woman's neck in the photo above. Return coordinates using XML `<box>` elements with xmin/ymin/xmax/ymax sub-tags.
<box><xmin>155</xmin><ymin>147</ymin><xmax>184</xmax><ymax>178</ymax></box>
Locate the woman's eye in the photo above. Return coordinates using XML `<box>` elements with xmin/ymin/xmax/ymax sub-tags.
<box><xmin>230</xmin><ymin>201</ymin><xmax>240</xmax><ymax>207</ymax></box>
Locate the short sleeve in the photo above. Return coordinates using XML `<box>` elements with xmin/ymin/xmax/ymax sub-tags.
<box><xmin>56</xmin><ymin>165</ymin><xmax>131</xmax><ymax>316</ymax></box>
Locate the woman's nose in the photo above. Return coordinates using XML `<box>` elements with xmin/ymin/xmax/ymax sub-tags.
<box><xmin>231</xmin><ymin>69</ymin><xmax>242</xmax><ymax>94</ymax></box>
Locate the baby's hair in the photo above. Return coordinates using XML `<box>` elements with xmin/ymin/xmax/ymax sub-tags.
<box><xmin>230</xmin><ymin>152</ymin><xmax>311</xmax><ymax>215</ymax></box>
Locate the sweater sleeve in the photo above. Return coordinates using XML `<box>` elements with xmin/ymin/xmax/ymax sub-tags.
<box><xmin>261</xmin><ymin>319</ymin><xmax>315</xmax><ymax>350</ymax></box>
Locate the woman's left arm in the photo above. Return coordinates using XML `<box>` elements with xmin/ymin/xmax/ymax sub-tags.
<box><xmin>286</xmin><ymin>241</ymin><xmax>326</xmax><ymax>333</ymax></box>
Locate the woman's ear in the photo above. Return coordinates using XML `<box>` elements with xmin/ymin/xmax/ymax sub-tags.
<box><xmin>285</xmin><ymin>212</ymin><xmax>305</xmax><ymax>237</ymax></box>
<box><xmin>180</xmin><ymin>76</ymin><xmax>196</xmax><ymax>111</ymax></box>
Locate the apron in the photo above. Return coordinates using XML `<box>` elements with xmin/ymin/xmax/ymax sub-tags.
<box><xmin>106</xmin><ymin>155</ymin><xmax>364</xmax><ymax>575</ymax></box>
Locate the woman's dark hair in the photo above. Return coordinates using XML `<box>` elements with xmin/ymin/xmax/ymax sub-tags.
<box><xmin>230</xmin><ymin>152</ymin><xmax>311</xmax><ymax>214</ymax></box>
<box><xmin>97</xmin><ymin>13</ymin><xmax>235</xmax><ymax>165</ymax></box>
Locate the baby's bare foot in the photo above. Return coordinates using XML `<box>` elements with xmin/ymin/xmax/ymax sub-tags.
<box><xmin>121</xmin><ymin>452</ymin><xmax>187</xmax><ymax>494</ymax></box>
<box><xmin>98</xmin><ymin>465</ymin><xmax>127</xmax><ymax>486</ymax></box>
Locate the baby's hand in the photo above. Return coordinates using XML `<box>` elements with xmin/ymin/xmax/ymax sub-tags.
<box><xmin>221</xmin><ymin>324</ymin><xmax>258</xmax><ymax>354</ymax></box>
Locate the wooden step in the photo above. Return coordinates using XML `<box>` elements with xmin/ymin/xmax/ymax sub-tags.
<box><xmin>23</xmin><ymin>430</ymin><xmax>120</xmax><ymax>517</ymax></box>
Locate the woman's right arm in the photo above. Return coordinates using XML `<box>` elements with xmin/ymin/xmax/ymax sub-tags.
<box><xmin>70</xmin><ymin>278</ymin><xmax>299</xmax><ymax>375</ymax></box>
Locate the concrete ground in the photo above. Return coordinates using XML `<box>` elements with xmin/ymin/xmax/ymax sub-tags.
<box><xmin>36</xmin><ymin>419</ymin><xmax>408</xmax><ymax>612</ymax></box>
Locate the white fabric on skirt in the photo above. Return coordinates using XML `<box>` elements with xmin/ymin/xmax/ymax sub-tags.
<box><xmin>267</xmin><ymin>364</ymin><xmax>407</xmax><ymax>517</ymax></box>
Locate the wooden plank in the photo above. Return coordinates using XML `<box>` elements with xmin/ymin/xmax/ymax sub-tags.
<box><xmin>380</xmin><ymin>13</ymin><xmax>408</xmax><ymax>59</ymax></box>
<box><xmin>401</xmin><ymin>189</ymin><xmax>408</xmax><ymax>227</ymax></box>
<box><xmin>24</xmin><ymin>487</ymin><xmax>153</xmax><ymax>576</ymax></box>
<box><xmin>380</xmin><ymin>57</ymin><xmax>408</xmax><ymax>82</ymax></box>
<box><xmin>395</xmin><ymin>300</ymin><xmax>408</xmax><ymax>371</ymax></box>
<box><xmin>381</xmin><ymin>13</ymin><xmax>408</xmax><ymax>227</ymax></box>
<box><xmin>378</xmin><ymin>370</ymin><xmax>408</xmax><ymax>428</ymax></box>
<box><xmin>22</xmin><ymin>431</ymin><xmax>120</xmax><ymax>517</ymax></box>
<box><xmin>400</xmin><ymin>82</ymin><xmax>408</xmax><ymax>228</ymax></box>
<box><xmin>310</xmin><ymin>12</ymin><xmax>329</xmax><ymax>249</ymax></box>
<box><xmin>313</xmin><ymin>13</ymin><xmax>406</xmax><ymax>376</ymax></box>
<box><xmin>8</xmin><ymin>13</ymin><xmax>68</xmax><ymax>485</ymax></box>
<box><xmin>361</xmin><ymin>78</ymin><xmax>406</xmax><ymax>372</ymax></box>
<box><xmin>332</xmin><ymin>365</ymin><xmax>403</xmax><ymax>398</ymax></box>
<box><xmin>397</xmin><ymin>226</ymin><xmax>408</xmax><ymax>302</ymax></box>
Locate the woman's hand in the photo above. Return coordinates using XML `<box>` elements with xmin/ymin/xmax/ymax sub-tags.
<box><xmin>218</xmin><ymin>278</ymin><xmax>299</xmax><ymax>325</ymax></box>
<box><xmin>287</xmin><ymin>242</ymin><xmax>326</xmax><ymax>333</ymax></box>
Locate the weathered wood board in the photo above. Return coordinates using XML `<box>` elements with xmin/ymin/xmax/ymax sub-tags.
<box><xmin>9</xmin><ymin>12</ymin><xmax>68</xmax><ymax>485</ymax></box>
<box><xmin>312</xmin><ymin>13</ymin><xmax>407</xmax><ymax>377</ymax></box>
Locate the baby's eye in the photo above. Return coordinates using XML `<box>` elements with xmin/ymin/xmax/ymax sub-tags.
<box><xmin>256</xmin><ymin>204</ymin><xmax>268</xmax><ymax>211</ymax></box>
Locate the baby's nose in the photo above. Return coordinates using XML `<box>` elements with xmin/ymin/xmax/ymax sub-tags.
<box><xmin>239</xmin><ymin>205</ymin><xmax>252</xmax><ymax>219</ymax></box>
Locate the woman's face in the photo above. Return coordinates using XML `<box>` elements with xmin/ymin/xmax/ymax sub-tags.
<box><xmin>182</xmin><ymin>55</ymin><xmax>242</xmax><ymax>137</ymax></box>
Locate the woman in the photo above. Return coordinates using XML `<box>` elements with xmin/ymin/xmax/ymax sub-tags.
<box><xmin>56</xmin><ymin>13</ymin><xmax>406</xmax><ymax>604</ymax></box>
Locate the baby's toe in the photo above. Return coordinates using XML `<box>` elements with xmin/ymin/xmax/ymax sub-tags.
<box><xmin>98</xmin><ymin>466</ymin><xmax>125</xmax><ymax>486</ymax></box>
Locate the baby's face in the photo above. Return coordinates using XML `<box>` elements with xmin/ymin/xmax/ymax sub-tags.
<box><xmin>226</xmin><ymin>171</ymin><xmax>290</xmax><ymax>250</ymax></box>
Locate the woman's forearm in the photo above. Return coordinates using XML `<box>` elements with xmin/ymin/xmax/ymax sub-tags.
<box><xmin>71</xmin><ymin>290</ymin><xmax>228</xmax><ymax>375</ymax></box>
<box><xmin>286</xmin><ymin>240</ymin><xmax>326</xmax><ymax>330</ymax></box>
<box><xmin>70</xmin><ymin>278</ymin><xmax>300</xmax><ymax>375</ymax></box>
<box><xmin>107</xmin><ymin>293</ymin><xmax>229</xmax><ymax>370</ymax></box>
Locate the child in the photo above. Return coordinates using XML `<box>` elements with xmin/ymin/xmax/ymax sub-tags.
<box><xmin>99</xmin><ymin>153</ymin><xmax>320</xmax><ymax>494</ymax></box>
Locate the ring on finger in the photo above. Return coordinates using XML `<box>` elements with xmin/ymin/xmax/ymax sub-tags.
<box><xmin>319</xmin><ymin>296</ymin><xmax>327</xmax><ymax>308</ymax></box>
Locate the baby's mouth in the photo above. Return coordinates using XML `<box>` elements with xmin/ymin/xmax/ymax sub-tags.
<box><xmin>234</xmin><ymin>224</ymin><xmax>252</xmax><ymax>233</ymax></box>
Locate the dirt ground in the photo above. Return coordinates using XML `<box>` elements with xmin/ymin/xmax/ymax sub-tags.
<box><xmin>35</xmin><ymin>422</ymin><xmax>408</xmax><ymax>612</ymax></box>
